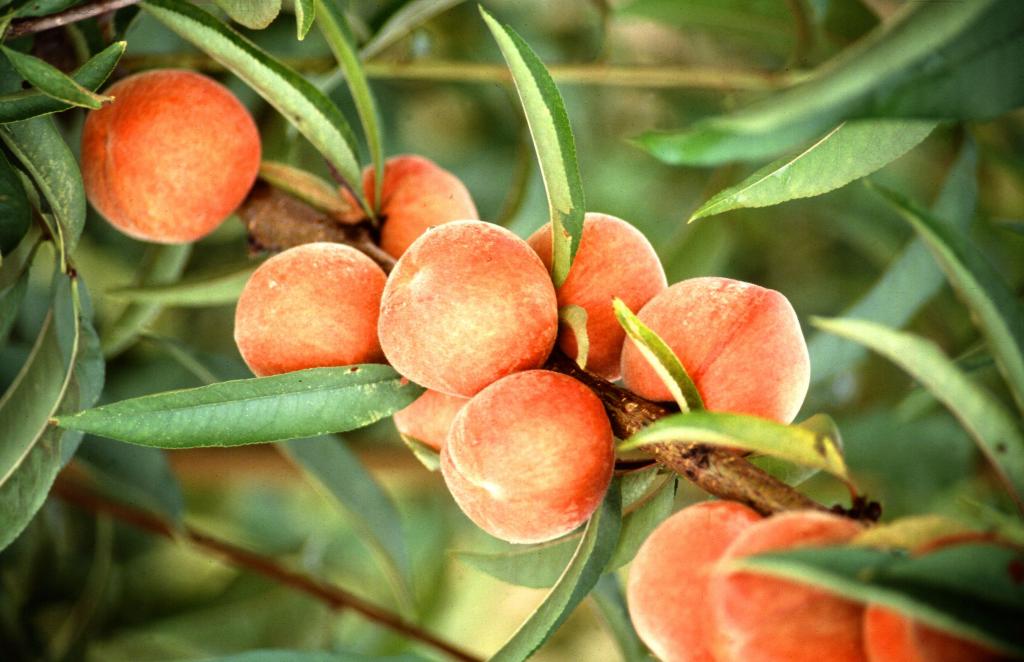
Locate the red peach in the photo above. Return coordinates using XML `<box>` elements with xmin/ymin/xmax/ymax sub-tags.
<box><xmin>81</xmin><ymin>69</ymin><xmax>260</xmax><ymax>244</ymax></box>
<box><xmin>378</xmin><ymin>221</ymin><xmax>558</xmax><ymax>397</ymax></box>
<box><xmin>528</xmin><ymin>212</ymin><xmax>667</xmax><ymax>380</ymax></box>
<box><xmin>626</xmin><ymin>501</ymin><xmax>762</xmax><ymax>662</ymax></box>
<box><xmin>234</xmin><ymin>242</ymin><xmax>385</xmax><ymax>376</ymax></box>
<box><xmin>864</xmin><ymin>605</ymin><xmax>1005</xmax><ymax>662</ymax></box>
<box><xmin>441</xmin><ymin>370</ymin><xmax>614</xmax><ymax>544</ymax></box>
<box><xmin>392</xmin><ymin>389</ymin><xmax>467</xmax><ymax>452</ymax></box>
<box><xmin>712</xmin><ymin>510</ymin><xmax>866</xmax><ymax>662</ymax></box>
<box><xmin>620</xmin><ymin>276</ymin><xmax>810</xmax><ymax>424</ymax></box>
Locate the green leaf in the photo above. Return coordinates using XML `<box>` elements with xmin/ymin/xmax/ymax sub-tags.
<box><xmin>101</xmin><ymin>243</ymin><xmax>192</xmax><ymax>358</ymax></box>
<box><xmin>360</xmin><ymin>0</ymin><xmax>465</xmax><ymax>60</ymax></box>
<box><xmin>808</xmin><ymin>137</ymin><xmax>977</xmax><ymax>385</ymax></box>
<box><xmin>751</xmin><ymin>414</ymin><xmax>842</xmax><ymax>487</ymax></box>
<box><xmin>690</xmin><ymin>120</ymin><xmax>936</xmax><ymax>221</ymax></box>
<box><xmin>294</xmin><ymin>0</ymin><xmax>314</xmax><ymax>40</ymax></box>
<box><xmin>480</xmin><ymin>7</ymin><xmax>585</xmax><ymax>287</ymax></box>
<box><xmin>734</xmin><ymin>543</ymin><xmax>1024</xmax><ymax>656</ymax></box>
<box><xmin>315</xmin><ymin>0</ymin><xmax>383</xmax><ymax>213</ymax></box>
<box><xmin>192</xmin><ymin>651</ymin><xmax>429</xmax><ymax>662</ymax></box>
<box><xmin>0</xmin><ymin>149</ymin><xmax>30</xmax><ymax>253</ymax></box>
<box><xmin>557</xmin><ymin>304</ymin><xmax>589</xmax><ymax>370</ymax></box>
<box><xmin>490</xmin><ymin>479</ymin><xmax>622</xmax><ymax>661</ymax></box>
<box><xmin>619</xmin><ymin>410</ymin><xmax>850</xmax><ymax>483</ymax></box>
<box><xmin>259</xmin><ymin>160</ymin><xmax>352</xmax><ymax>216</ymax></box>
<box><xmin>76</xmin><ymin>437</ymin><xmax>184</xmax><ymax>523</ymax></box>
<box><xmin>852</xmin><ymin>515</ymin><xmax>976</xmax><ymax>551</ymax></box>
<box><xmin>813</xmin><ymin>317</ymin><xmax>1024</xmax><ymax>511</ymax></box>
<box><xmin>634</xmin><ymin>1</ymin><xmax>1024</xmax><ymax>165</ymax></box>
<box><xmin>870</xmin><ymin>182</ymin><xmax>1024</xmax><ymax>416</ymax></box>
<box><xmin>592</xmin><ymin>574</ymin><xmax>655</xmax><ymax>662</ymax></box>
<box><xmin>400</xmin><ymin>433</ymin><xmax>440</xmax><ymax>472</ymax></box>
<box><xmin>212</xmin><ymin>0</ymin><xmax>282</xmax><ymax>30</ymax></box>
<box><xmin>279</xmin><ymin>437</ymin><xmax>415</xmax><ymax>615</ymax></box>
<box><xmin>0</xmin><ymin>227</ymin><xmax>40</xmax><ymax>344</ymax></box>
<box><xmin>55</xmin><ymin>364</ymin><xmax>423</xmax><ymax>448</ymax></box>
<box><xmin>1</xmin><ymin>45</ymin><xmax>112</xmax><ymax>110</ymax></box>
<box><xmin>616</xmin><ymin>0</ymin><xmax>791</xmax><ymax>53</ymax></box>
<box><xmin>0</xmin><ymin>116</ymin><xmax>86</xmax><ymax>255</ymax></box>
<box><xmin>606</xmin><ymin>475</ymin><xmax>675</xmax><ymax>570</ymax></box>
<box><xmin>141</xmin><ymin>0</ymin><xmax>367</xmax><ymax>211</ymax></box>
<box><xmin>106</xmin><ymin>261</ymin><xmax>255</xmax><ymax>308</ymax></box>
<box><xmin>613</xmin><ymin>297</ymin><xmax>703</xmax><ymax>412</ymax></box>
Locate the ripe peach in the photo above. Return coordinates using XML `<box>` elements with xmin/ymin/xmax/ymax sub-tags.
<box><xmin>363</xmin><ymin>155</ymin><xmax>478</xmax><ymax>258</ymax></box>
<box><xmin>528</xmin><ymin>213</ymin><xmax>667</xmax><ymax>380</ymax></box>
<box><xmin>620</xmin><ymin>276</ymin><xmax>810</xmax><ymax>423</ymax></box>
<box><xmin>441</xmin><ymin>370</ymin><xmax>614</xmax><ymax>544</ymax></box>
<box><xmin>393</xmin><ymin>389</ymin><xmax>467</xmax><ymax>452</ymax></box>
<box><xmin>378</xmin><ymin>221</ymin><xmax>558</xmax><ymax>397</ymax></box>
<box><xmin>712</xmin><ymin>510</ymin><xmax>865</xmax><ymax>662</ymax></box>
<box><xmin>81</xmin><ymin>69</ymin><xmax>260</xmax><ymax>244</ymax></box>
<box><xmin>234</xmin><ymin>242</ymin><xmax>385</xmax><ymax>376</ymax></box>
<box><xmin>864</xmin><ymin>605</ymin><xmax>1004</xmax><ymax>662</ymax></box>
<box><xmin>626</xmin><ymin>501</ymin><xmax>762</xmax><ymax>662</ymax></box>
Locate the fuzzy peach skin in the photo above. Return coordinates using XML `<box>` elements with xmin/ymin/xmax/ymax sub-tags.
<box><xmin>863</xmin><ymin>605</ymin><xmax>1006</xmax><ymax>662</ymax></box>
<box><xmin>626</xmin><ymin>501</ymin><xmax>762</xmax><ymax>662</ymax></box>
<box><xmin>440</xmin><ymin>370</ymin><xmax>614</xmax><ymax>544</ymax></box>
<box><xmin>234</xmin><ymin>243</ymin><xmax>385</xmax><ymax>377</ymax></box>
<box><xmin>620</xmin><ymin>276</ymin><xmax>810</xmax><ymax>424</ymax></box>
<box><xmin>378</xmin><ymin>220</ymin><xmax>558</xmax><ymax>397</ymax></box>
<box><xmin>393</xmin><ymin>389</ymin><xmax>468</xmax><ymax>452</ymax></box>
<box><xmin>81</xmin><ymin>69</ymin><xmax>260</xmax><ymax>244</ymax></box>
<box><xmin>712</xmin><ymin>510</ymin><xmax>866</xmax><ymax>662</ymax></box>
<box><xmin>362</xmin><ymin>155</ymin><xmax>478</xmax><ymax>257</ymax></box>
<box><xmin>528</xmin><ymin>213</ymin><xmax>667</xmax><ymax>380</ymax></box>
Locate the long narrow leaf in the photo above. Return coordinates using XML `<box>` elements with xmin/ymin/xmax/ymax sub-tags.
<box><xmin>2</xmin><ymin>46</ymin><xmax>111</xmax><ymax>110</ymax></box>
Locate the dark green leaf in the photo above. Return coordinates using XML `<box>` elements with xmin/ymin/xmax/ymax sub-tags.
<box><xmin>1</xmin><ymin>45</ymin><xmax>111</xmax><ymax>110</ymax></box>
<box><xmin>212</xmin><ymin>0</ymin><xmax>282</xmax><ymax>30</ymax></box>
<box><xmin>55</xmin><ymin>364</ymin><xmax>423</xmax><ymax>448</ymax></box>
<box><xmin>0</xmin><ymin>149</ymin><xmax>30</xmax><ymax>253</ymax></box>
<box><xmin>294</xmin><ymin>0</ymin><xmax>314</xmax><ymax>40</ymax></box>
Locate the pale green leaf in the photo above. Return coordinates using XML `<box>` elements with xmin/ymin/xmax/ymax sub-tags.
<box><xmin>107</xmin><ymin>261</ymin><xmax>255</xmax><ymax>307</ymax></box>
<box><xmin>2</xmin><ymin>45</ymin><xmax>111</xmax><ymax>110</ymax></box>
<box><xmin>259</xmin><ymin>160</ymin><xmax>352</xmax><ymax>216</ymax></box>
<box><xmin>360</xmin><ymin>0</ymin><xmax>465</xmax><ymax>60</ymax></box>
<box><xmin>212</xmin><ymin>0</ymin><xmax>282</xmax><ymax>30</ymax></box>
<box><xmin>294</xmin><ymin>0</ymin><xmax>315</xmax><ymax>40</ymax></box>
<box><xmin>557</xmin><ymin>304</ymin><xmax>589</xmax><ymax>370</ymax></box>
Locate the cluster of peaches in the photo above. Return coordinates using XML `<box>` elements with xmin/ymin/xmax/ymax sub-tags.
<box><xmin>77</xmin><ymin>69</ymin><xmax>1002</xmax><ymax>662</ymax></box>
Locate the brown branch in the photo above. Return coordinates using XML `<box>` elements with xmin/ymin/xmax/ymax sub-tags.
<box><xmin>51</xmin><ymin>476</ymin><xmax>482</xmax><ymax>662</ymax></box>
<box><xmin>5</xmin><ymin>0</ymin><xmax>140</xmax><ymax>40</ymax></box>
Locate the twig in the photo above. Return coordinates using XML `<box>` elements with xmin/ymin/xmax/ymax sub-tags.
<box><xmin>5</xmin><ymin>0</ymin><xmax>140</xmax><ymax>40</ymax></box>
<box><xmin>51</xmin><ymin>477</ymin><xmax>483</xmax><ymax>662</ymax></box>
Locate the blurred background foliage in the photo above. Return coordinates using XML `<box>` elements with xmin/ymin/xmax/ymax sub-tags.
<box><xmin>1</xmin><ymin>0</ymin><xmax>1023</xmax><ymax>659</ymax></box>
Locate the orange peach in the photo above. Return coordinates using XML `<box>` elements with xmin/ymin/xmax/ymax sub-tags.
<box><xmin>393</xmin><ymin>389</ymin><xmax>467</xmax><ymax>452</ymax></box>
<box><xmin>626</xmin><ymin>501</ymin><xmax>762</xmax><ymax>662</ymax></box>
<box><xmin>363</xmin><ymin>155</ymin><xmax>478</xmax><ymax>258</ymax></box>
<box><xmin>528</xmin><ymin>212</ymin><xmax>667</xmax><ymax>380</ymax></box>
<box><xmin>81</xmin><ymin>69</ymin><xmax>260</xmax><ymax>243</ymax></box>
<box><xmin>441</xmin><ymin>370</ymin><xmax>614</xmax><ymax>544</ymax></box>
<box><xmin>378</xmin><ymin>221</ymin><xmax>558</xmax><ymax>397</ymax></box>
<box><xmin>620</xmin><ymin>276</ymin><xmax>810</xmax><ymax>423</ymax></box>
<box><xmin>712</xmin><ymin>510</ymin><xmax>865</xmax><ymax>662</ymax></box>
<box><xmin>234</xmin><ymin>242</ymin><xmax>385</xmax><ymax>376</ymax></box>
<box><xmin>863</xmin><ymin>605</ymin><xmax>1005</xmax><ymax>662</ymax></box>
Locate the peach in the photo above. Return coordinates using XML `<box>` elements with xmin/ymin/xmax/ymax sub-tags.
<box><xmin>441</xmin><ymin>370</ymin><xmax>614</xmax><ymax>544</ymax></box>
<box><xmin>626</xmin><ymin>501</ymin><xmax>762</xmax><ymax>662</ymax></box>
<box><xmin>528</xmin><ymin>213</ymin><xmax>667</xmax><ymax>380</ymax></box>
<box><xmin>393</xmin><ymin>389</ymin><xmax>467</xmax><ymax>452</ymax></box>
<box><xmin>234</xmin><ymin>242</ymin><xmax>385</xmax><ymax>376</ymax></box>
<box><xmin>712</xmin><ymin>510</ymin><xmax>866</xmax><ymax>662</ymax></box>
<box><xmin>863</xmin><ymin>605</ymin><xmax>1005</xmax><ymax>662</ymax></box>
<box><xmin>378</xmin><ymin>221</ymin><xmax>558</xmax><ymax>397</ymax></box>
<box><xmin>363</xmin><ymin>155</ymin><xmax>478</xmax><ymax>258</ymax></box>
<box><xmin>620</xmin><ymin>276</ymin><xmax>810</xmax><ymax>423</ymax></box>
<box><xmin>81</xmin><ymin>69</ymin><xmax>260</xmax><ymax>243</ymax></box>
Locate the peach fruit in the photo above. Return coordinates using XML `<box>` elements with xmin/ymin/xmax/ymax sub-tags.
<box><xmin>626</xmin><ymin>501</ymin><xmax>762</xmax><ymax>662</ymax></box>
<box><xmin>234</xmin><ymin>242</ymin><xmax>385</xmax><ymax>376</ymax></box>
<box><xmin>863</xmin><ymin>605</ymin><xmax>1005</xmax><ymax>662</ymax></box>
<box><xmin>81</xmin><ymin>69</ymin><xmax>260</xmax><ymax>243</ymax></box>
<box><xmin>393</xmin><ymin>389</ymin><xmax>468</xmax><ymax>452</ymax></box>
<box><xmin>712</xmin><ymin>510</ymin><xmax>866</xmax><ymax>662</ymax></box>
<box><xmin>620</xmin><ymin>276</ymin><xmax>810</xmax><ymax>424</ymax></box>
<box><xmin>528</xmin><ymin>212</ymin><xmax>667</xmax><ymax>380</ymax></box>
<box><xmin>378</xmin><ymin>221</ymin><xmax>558</xmax><ymax>397</ymax></box>
<box><xmin>441</xmin><ymin>370</ymin><xmax>614</xmax><ymax>544</ymax></box>
<box><xmin>363</xmin><ymin>155</ymin><xmax>478</xmax><ymax>258</ymax></box>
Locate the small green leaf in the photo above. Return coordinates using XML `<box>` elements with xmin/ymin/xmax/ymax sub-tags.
<box><xmin>2</xmin><ymin>46</ymin><xmax>112</xmax><ymax>110</ymax></box>
<box><xmin>141</xmin><ymin>0</ymin><xmax>367</xmax><ymax>208</ymax></box>
<box><xmin>620</xmin><ymin>410</ymin><xmax>850</xmax><ymax>483</ymax></box>
<box><xmin>0</xmin><ymin>149</ymin><xmax>30</xmax><ymax>253</ymax></box>
<box><xmin>360</xmin><ymin>0</ymin><xmax>465</xmax><ymax>60</ymax></box>
<box><xmin>690</xmin><ymin>120</ymin><xmax>936</xmax><ymax>221</ymax></box>
<box><xmin>751</xmin><ymin>414</ymin><xmax>842</xmax><ymax>487</ymax></box>
<box><xmin>813</xmin><ymin>317</ymin><xmax>1024</xmax><ymax>511</ymax></box>
<box><xmin>480</xmin><ymin>7</ymin><xmax>585</xmax><ymax>287</ymax></box>
<box><xmin>279</xmin><ymin>436</ymin><xmax>415</xmax><ymax>615</ymax></box>
<box><xmin>259</xmin><ymin>160</ymin><xmax>352</xmax><ymax>216</ymax></box>
<box><xmin>55</xmin><ymin>364</ymin><xmax>423</xmax><ymax>448</ymax></box>
<box><xmin>734</xmin><ymin>543</ymin><xmax>1024</xmax><ymax>656</ymax></box>
<box><xmin>399</xmin><ymin>433</ymin><xmax>440</xmax><ymax>472</ymax></box>
<box><xmin>870</xmin><ymin>182</ymin><xmax>1024</xmax><ymax>416</ymax></box>
<box><xmin>107</xmin><ymin>261</ymin><xmax>255</xmax><ymax>307</ymax></box>
<box><xmin>613</xmin><ymin>297</ymin><xmax>702</xmax><ymax>412</ymax></box>
<box><xmin>557</xmin><ymin>304</ymin><xmax>589</xmax><ymax>370</ymax></box>
<box><xmin>76</xmin><ymin>438</ymin><xmax>185</xmax><ymax>523</ymax></box>
<box><xmin>294</xmin><ymin>0</ymin><xmax>315</xmax><ymax>39</ymax></box>
<box><xmin>490</xmin><ymin>479</ymin><xmax>621</xmax><ymax>661</ymax></box>
<box><xmin>852</xmin><ymin>515</ymin><xmax>976</xmax><ymax>551</ymax></box>
<box><xmin>592</xmin><ymin>574</ymin><xmax>655</xmax><ymax>662</ymax></box>
<box><xmin>212</xmin><ymin>0</ymin><xmax>282</xmax><ymax>30</ymax></box>
<box><xmin>315</xmin><ymin>0</ymin><xmax>383</xmax><ymax>214</ymax></box>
